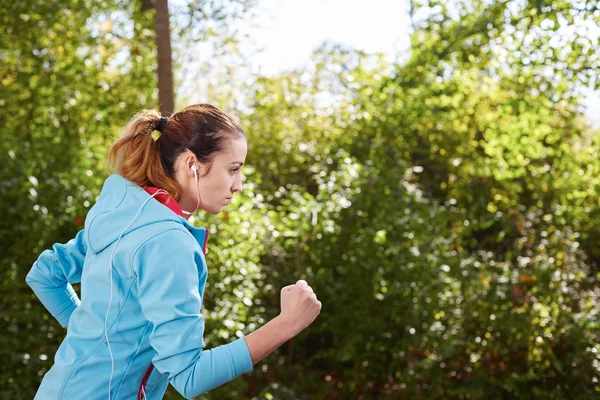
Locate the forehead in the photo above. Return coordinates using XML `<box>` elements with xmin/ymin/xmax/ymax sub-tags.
<box><xmin>216</xmin><ymin>137</ymin><xmax>247</xmax><ymax>161</ymax></box>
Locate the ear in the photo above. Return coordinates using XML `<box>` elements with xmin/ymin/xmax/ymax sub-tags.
<box><xmin>182</xmin><ymin>153</ymin><xmax>198</xmax><ymax>175</ymax></box>
<box><xmin>183</xmin><ymin>153</ymin><xmax>210</xmax><ymax>177</ymax></box>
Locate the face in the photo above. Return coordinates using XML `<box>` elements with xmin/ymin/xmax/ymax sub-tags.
<box><xmin>175</xmin><ymin>137</ymin><xmax>247</xmax><ymax>216</ymax></box>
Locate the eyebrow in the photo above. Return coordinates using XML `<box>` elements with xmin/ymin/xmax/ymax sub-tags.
<box><xmin>230</xmin><ymin>161</ymin><xmax>244</xmax><ymax>166</ymax></box>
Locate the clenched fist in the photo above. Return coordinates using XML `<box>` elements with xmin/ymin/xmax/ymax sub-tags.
<box><xmin>279</xmin><ymin>280</ymin><xmax>322</xmax><ymax>336</ymax></box>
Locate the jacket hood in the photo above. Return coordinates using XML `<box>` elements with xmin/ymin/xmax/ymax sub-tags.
<box><xmin>84</xmin><ymin>174</ymin><xmax>207</xmax><ymax>254</ymax></box>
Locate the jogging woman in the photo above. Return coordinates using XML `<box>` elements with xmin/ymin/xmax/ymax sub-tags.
<box><xmin>26</xmin><ymin>104</ymin><xmax>322</xmax><ymax>399</ymax></box>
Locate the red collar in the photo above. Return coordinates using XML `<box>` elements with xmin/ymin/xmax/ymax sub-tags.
<box><xmin>142</xmin><ymin>186</ymin><xmax>209</xmax><ymax>255</ymax></box>
<box><xmin>143</xmin><ymin>186</ymin><xmax>185</xmax><ymax>218</ymax></box>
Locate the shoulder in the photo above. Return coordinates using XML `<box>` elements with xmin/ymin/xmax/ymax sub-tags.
<box><xmin>138</xmin><ymin>222</ymin><xmax>197</xmax><ymax>248</ymax></box>
<box><xmin>131</xmin><ymin>223</ymin><xmax>207</xmax><ymax>277</ymax></box>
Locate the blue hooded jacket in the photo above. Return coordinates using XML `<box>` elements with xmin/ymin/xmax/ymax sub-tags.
<box><xmin>26</xmin><ymin>174</ymin><xmax>254</xmax><ymax>399</ymax></box>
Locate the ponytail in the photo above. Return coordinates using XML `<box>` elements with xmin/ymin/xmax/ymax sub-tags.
<box><xmin>108</xmin><ymin>104</ymin><xmax>244</xmax><ymax>202</ymax></box>
<box><xmin>107</xmin><ymin>110</ymin><xmax>182</xmax><ymax>200</ymax></box>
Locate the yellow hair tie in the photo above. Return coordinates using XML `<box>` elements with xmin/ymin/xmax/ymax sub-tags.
<box><xmin>152</xmin><ymin>117</ymin><xmax>168</xmax><ymax>142</ymax></box>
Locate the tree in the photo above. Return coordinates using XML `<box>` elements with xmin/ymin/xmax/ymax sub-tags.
<box><xmin>0</xmin><ymin>0</ymin><xmax>156</xmax><ymax>395</ymax></box>
<box><xmin>0</xmin><ymin>0</ymin><xmax>255</xmax><ymax>397</ymax></box>
<box><xmin>230</xmin><ymin>0</ymin><xmax>600</xmax><ymax>396</ymax></box>
<box><xmin>155</xmin><ymin>0</ymin><xmax>175</xmax><ymax>114</ymax></box>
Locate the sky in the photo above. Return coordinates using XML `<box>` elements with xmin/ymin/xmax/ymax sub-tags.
<box><xmin>249</xmin><ymin>0</ymin><xmax>410</xmax><ymax>76</ymax></box>
<box><xmin>177</xmin><ymin>0</ymin><xmax>600</xmax><ymax>127</ymax></box>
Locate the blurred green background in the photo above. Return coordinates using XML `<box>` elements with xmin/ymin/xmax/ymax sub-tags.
<box><xmin>1</xmin><ymin>0</ymin><xmax>599</xmax><ymax>399</ymax></box>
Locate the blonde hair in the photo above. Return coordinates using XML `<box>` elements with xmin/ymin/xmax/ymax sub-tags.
<box><xmin>107</xmin><ymin>104</ymin><xmax>244</xmax><ymax>201</ymax></box>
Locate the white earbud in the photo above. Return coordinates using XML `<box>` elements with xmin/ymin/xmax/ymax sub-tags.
<box><xmin>182</xmin><ymin>164</ymin><xmax>201</xmax><ymax>216</ymax></box>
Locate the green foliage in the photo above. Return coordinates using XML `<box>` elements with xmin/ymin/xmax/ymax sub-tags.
<box><xmin>0</xmin><ymin>1</ymin><xmax>156</xmax><ymax>396</ymax></box>
<box><xmin>2</xmin><ymin>1</ymin><xmax>599</xmax><ymax>399</ymax></box>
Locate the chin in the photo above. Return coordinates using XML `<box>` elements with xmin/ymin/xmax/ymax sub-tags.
<box><xmin>205</xmin><ymin>206</ymin><xmax>223</xmax><ymax>215</ymax></box>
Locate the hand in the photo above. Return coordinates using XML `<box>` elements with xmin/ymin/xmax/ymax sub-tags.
<box><xmin>279</xmin><ymin>280</ymin><xmax>322</xmax><ymax>336</ymax></box>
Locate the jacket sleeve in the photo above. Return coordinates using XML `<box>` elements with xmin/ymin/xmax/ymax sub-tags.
<box><xmin>25</xmin><ymin>229</ymin><xmax>87</xmax><ymax>327</ymax></box>
<box><xmin>133</xmin><ymin>228</ymin><xmax>253</xmax><ymax>399</ymax></box>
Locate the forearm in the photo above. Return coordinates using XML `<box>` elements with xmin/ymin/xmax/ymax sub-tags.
<box><xmin>26</xmin><ymin>260</ymin><xmax>80</xmax><ymax>327</ymax></box>
<box><xmin>244</xmin><ymin>315</ymin><xmax>296</xmax><ymax>365</ymax></box>
<box><xmin>170</xmin><ymin>339</ymin><xmax>253</xmax><ymax>398</ymax></box>
<box><xmin>26</xmin><ymin>231</ymin><xmax>86</xmax><ymax>327</ymax></box>
<box><xmin>166</xmin><ymin>317</ymin><xmax>295</xmax><ymax>397</ymax></box>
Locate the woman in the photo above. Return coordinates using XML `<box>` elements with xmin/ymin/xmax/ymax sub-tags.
<box><xmin>26</xmin><ymin>104</ymin><xmax>322</xmax><ymax>399</ymax></box>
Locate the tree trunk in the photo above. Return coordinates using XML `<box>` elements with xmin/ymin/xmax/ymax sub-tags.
<box><xmin>154</xmin><ymin>0</ymin><xmax>174</xmax><ymax>115</ymax></box>
<box><xmin>141</xmin><ymin>0</ymin><xmax>153</xmax><ymax>12</ymax></box>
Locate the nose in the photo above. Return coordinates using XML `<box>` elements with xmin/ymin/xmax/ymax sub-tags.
<box><xmin>231</xmin><ymin>172</ymin><xmax>243</xmax><ymax>193</ymax></box>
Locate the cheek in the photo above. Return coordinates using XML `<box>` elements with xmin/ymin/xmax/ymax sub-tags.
<box><xmin>203</xmin><ymin>171</ymin><xmax>232</xmax><ymax>196</ymax></box>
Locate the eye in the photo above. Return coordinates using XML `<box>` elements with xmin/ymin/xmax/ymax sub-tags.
<box><xmin>230</xmin><ymin>167</ymin><xmax>240</xmax><ymax>174</ymax></box>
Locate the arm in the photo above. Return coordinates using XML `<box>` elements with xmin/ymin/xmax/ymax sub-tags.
<box><xmin>243</xmin><ymin>317</ymin><xmax>295</xmax><ymax>365</ymax></box>
<box><xmin>134</xmin><ymin>229</ymin><xmax>254</xmax><ymax>399</ymax></box>
<box><xmin>135</xmin><ymin>230</ymin><xmax>321</xmax><ymax>398</ymax></box>
<box><xmin>244</xmin><ymin>281</ymin><xmax>322</xmax><ymax>365</ymax></box>
<box><xmin>25</xmin><ymin>229</ymin><xmax>87</xmax><ymax>327</ymax></box>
